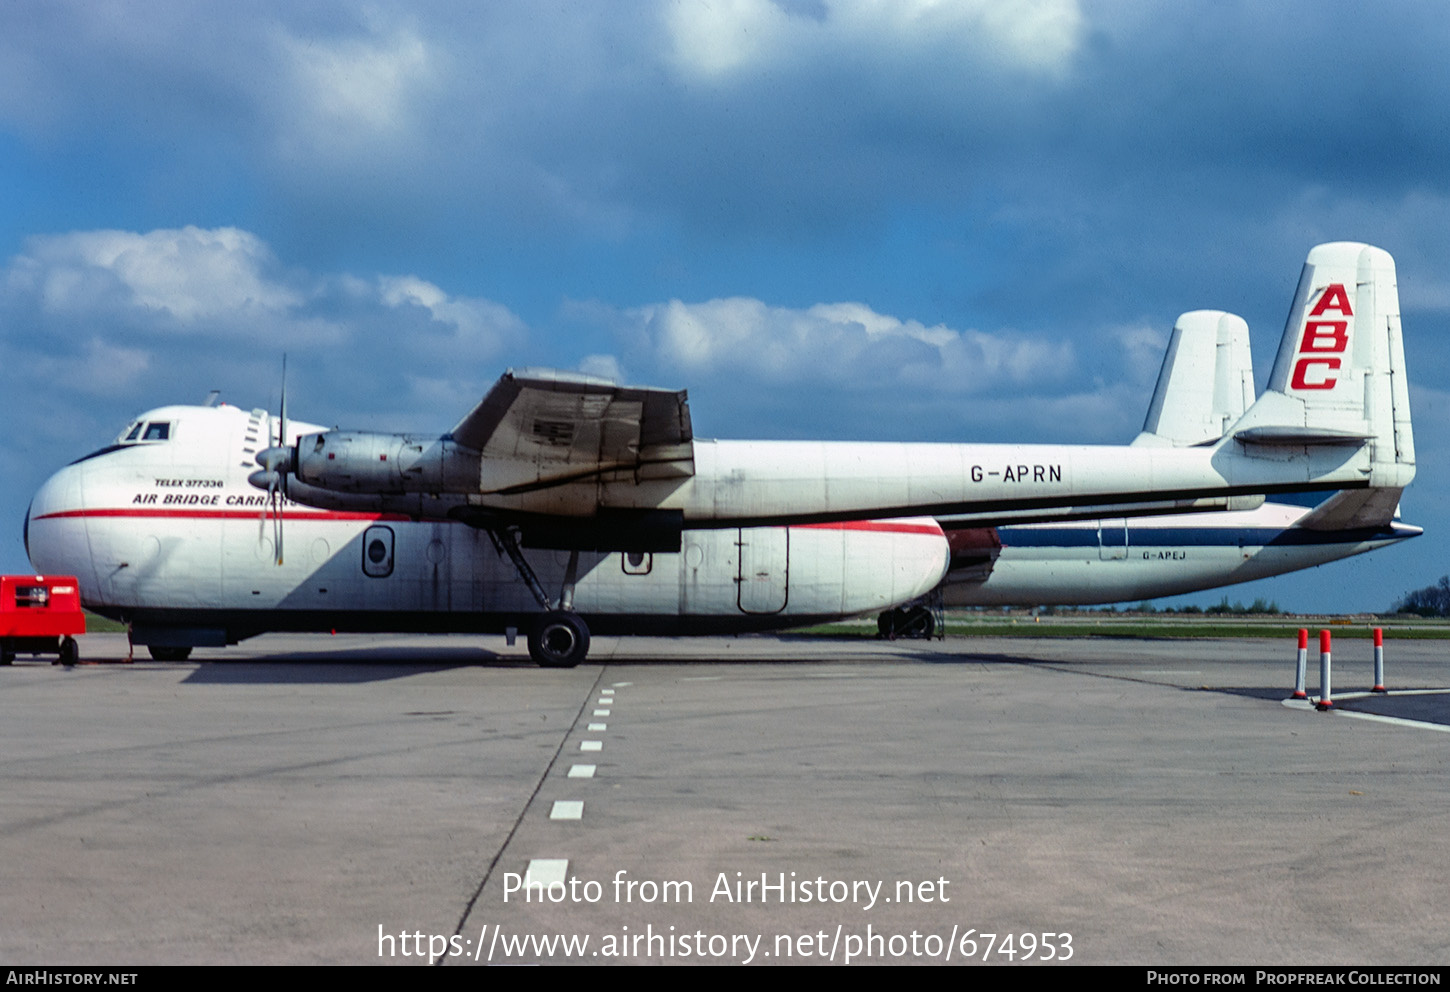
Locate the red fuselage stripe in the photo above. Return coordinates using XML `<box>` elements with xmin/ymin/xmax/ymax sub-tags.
<box><xmin>35</xmin><ymin>509</ymin><xmax>942</xmax><ymax>535</ymax></box>
<box><xmin>35</xmin><ymin>508</ymin><xmax>412</xmax><ymax>523</ymax></box>
<box><xmin>794</xmin><ymin>520</ymin><xmax>943</xmax><ymax>536</ymax></box>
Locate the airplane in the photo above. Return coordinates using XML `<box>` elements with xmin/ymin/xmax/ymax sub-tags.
<box><xmin>874</xmin><ymin>307</ymin><xmax>1421</xmax><ymax>633</ymax></box>
<box><xmin>23</xmin><ymin>242</ymin><xmax>1416</xmax><ymax>666</ymax></box>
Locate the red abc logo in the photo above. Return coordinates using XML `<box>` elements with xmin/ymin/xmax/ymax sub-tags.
<box><xmin>1290</xmin><ymin>283</ymin><xmax>1352</xmax><ymax>390</ymax></box>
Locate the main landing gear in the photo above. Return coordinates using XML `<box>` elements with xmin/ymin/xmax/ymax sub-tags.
<box><xmin>877</xmin><ymin>605</ymin><xmax>935</xmax><ymax>640</ymax></box>
<box><xmin>490</xmin><ymin>528</ymin><xmax>592</xmax><ymax>668</ymax></box>
<box><xmin>877</xmin><ymin>591</ymin><xmax>945</xmax><ymax>641</ymax></box>
<box><xmin>528</xmin><ymin>611</ymin><xmax>591</xmax><ymax>669</ymax></box>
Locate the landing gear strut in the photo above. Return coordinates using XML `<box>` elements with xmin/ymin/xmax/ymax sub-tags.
<box><xmin>490</xmin><ymin>527</ymin><xmax>592</xmax><ymax>668</ymax></box>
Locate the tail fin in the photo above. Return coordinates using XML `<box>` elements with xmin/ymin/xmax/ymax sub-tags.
<box><xmin>1133</xmin><ymin>310</ymin><xmax>1255</xmax><ymax>447</ymax></box>
<box><xmin>1226</xmin><ymin>242</ymin><xmax>1415</xmax><ymax>492</ymax></box>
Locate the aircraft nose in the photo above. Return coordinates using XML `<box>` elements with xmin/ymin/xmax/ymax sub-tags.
<box><xmin>24</xmin><ymin>464</ymin><xmax>88</xmax><ymax>578</ymax></box>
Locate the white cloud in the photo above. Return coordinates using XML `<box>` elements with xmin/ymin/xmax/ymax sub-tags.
<box><xmin>665</xmin><ymin>0</ymin><xmax>793</xmax><ymax>77</ymax></box>
<box><xmin>272</xmin><ymin>14</ymin><xmax>439</xmax><ymax>159</ymax></box>
<box><xmin>0</xmin><ymin>226</ymin><xmax>526</xmax><ymax>433</ymax></box>
<box><xmin>377</xmin><ymin>275</ymin><xmax>526</xmax><ymax>356</ymax></box>
<box><xmin>665</xmin><ymin>0</ymin><xmax>1085</xmax><ymax>80</ymax></box>
<box><xmin>22</xmin><ymin>337</ymin><xmax>153</xmax><ymax>399</ymax></box>
<box><xmin>622</xmin><ymin>296</ymin><xmax>1074</xmax><ymax>392</ymax></box>
<box><xmin>1110</xmin><ymin>322</ymin><xmax>1169</xmax><ymax>385</ymax></box>
<box><xmin>578</xmin><ymin>353</ymin><xmax>625</xmax><ymax>382</ymax></box>
<box><xmin>12</xmin><ymin>226</ymin><xmax>301</xmax><ymax>325</ymax></box>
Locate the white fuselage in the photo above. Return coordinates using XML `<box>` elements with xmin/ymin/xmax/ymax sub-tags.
<box><xmin>24</xmin><ymin>405</ymin><xmax>949</xmax><ymax>645</ymax></box>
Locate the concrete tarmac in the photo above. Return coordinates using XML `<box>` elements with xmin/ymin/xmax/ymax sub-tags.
<box><xmin>1</xmin><ymin>631</ymin><xmax>1447</xmax><ymax>965</ymax></box>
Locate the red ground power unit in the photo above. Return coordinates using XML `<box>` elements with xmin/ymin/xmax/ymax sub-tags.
<box><xmin>0</xmin><ymin>575</ymin><xmax>86</xmax><ymax>664</ymax></box>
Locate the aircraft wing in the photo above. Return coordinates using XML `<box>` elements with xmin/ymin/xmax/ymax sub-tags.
<box><xmin>449</xmin><ymin>368</ymin><xmax>695</xmax><ymax>495</ymax></box>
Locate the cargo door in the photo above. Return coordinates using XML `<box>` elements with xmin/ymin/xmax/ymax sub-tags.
<box><xmin>737</xmin><ymin>527</ymin><xmax>788</xmax><ymax>614</ymax></box>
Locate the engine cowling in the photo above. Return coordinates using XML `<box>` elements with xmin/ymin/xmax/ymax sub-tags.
<box><xmin>293</xmin><ymin>431</ymin><xmax>481</xmax><ymax>495</ymax></box>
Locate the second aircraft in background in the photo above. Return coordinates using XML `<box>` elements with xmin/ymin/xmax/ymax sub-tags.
<box><xmin>884</xmin><ymin>307</ymin><xmax>1420</xmax><ymax>636</ymax></box>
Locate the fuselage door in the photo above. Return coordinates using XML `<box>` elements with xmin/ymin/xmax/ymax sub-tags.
<box><xmin>737</xmin><ymin>527</ymin><xmax>788</xmax><ymax>614</ymax></box>
<box><xmin>1099</xmin><ymin>519</ymin><xmax>1128</xmax><ymax>561</ymax></box>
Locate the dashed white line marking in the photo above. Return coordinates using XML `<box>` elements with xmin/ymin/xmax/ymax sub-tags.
<box><xmin>580</xmin><ymin>740</ymin><xmax>603</xmax><ymax>752</ymax></box>
<box><xmin>550</xmin><ymin>801</ymin><xmax>584</xmax><ymax>820</ymax></box>
<box><xmin>593</xmin><ymin>709</ymin><xmax>611</xmax><ymax>716</ymax></box>
<box><xmin>601</xmin><ymin>688</ymin><xmax>615</xmax><ymax>695</ymax></box>
<box><xmin>596</xmin><ymin>698</ymin><xmax>612</xmax><ymax>706</ymax></box>
<box><xmin>588</xmin><ymin>722</ymin><xmax>606</xmax><ymax>731</ymax></box>
<box><xmin>568</xmin><ymin>764</ymin><xmax>596</xmax><ymax>778</ymax></box>
<box><xmin>524</xmin><ymin>859</ymin><xmax>569</xmax><ymax>888</ymax></box>
<box><xmin>611</xmin><ymin>682</ymin><xmax>632</xmax><ymax>688</ymax></box>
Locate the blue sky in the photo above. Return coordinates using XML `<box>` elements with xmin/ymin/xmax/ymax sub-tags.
<box><xmin>3</xmin><ymin>0</ymin><xmax>1448</xmax><ymax>612</ymax></box>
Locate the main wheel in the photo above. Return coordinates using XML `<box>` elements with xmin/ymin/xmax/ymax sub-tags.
<box><xmin>901</xmin><ymin>606</ymin><xmax>935</xmax><ymax>639</ymax></box>
<box><xmin>528</xmin><ymin>612</ymin><xmax>591</xmax><ymax>668</ymax></box>
<box><xmin>147</xmin><ymin>645</ymin><xmax>193</xmax><ymax>662</ymax></box>
<box><xmin>0</xmin><ymin>639</ymin><xmax>14</xmax><ymax>665</ymax></box>
<box><xmin>58</xmin><ymin>636</ymin><xmax>79</xmax><ymax>666</ymax></box>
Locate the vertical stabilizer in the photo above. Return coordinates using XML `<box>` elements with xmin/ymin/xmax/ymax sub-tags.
<box><xmin>1227</xmin><ymin>243</ymin><xmax>1414</xmax><ymax>492</ymax></box>
<box><xmin>1134</xmin><ymin>310</ymin><xmax>1254</xmax><ymax>446</ymax></box>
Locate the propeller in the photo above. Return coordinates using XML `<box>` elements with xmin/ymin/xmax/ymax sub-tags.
<box><xmin>248</xmin><ymin>356</ymin><xmax>292</xmax><ymax>565</ymax></box>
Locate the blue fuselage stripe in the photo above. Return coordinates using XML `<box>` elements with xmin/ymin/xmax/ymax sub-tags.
<box><xmin>997</xmin><ymin>526</ymin><xmax>1399</xmax><ymax>549</ymax></box>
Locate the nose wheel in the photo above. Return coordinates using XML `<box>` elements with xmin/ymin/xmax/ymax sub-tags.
<box><xmin>528</xmin><ymin>611</ymin><xmax>591</xmax><ymax>668</ymax></box>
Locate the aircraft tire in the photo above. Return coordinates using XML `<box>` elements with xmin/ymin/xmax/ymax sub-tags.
<box><xmin>902</xmin><ymin>606</ymin><xmax>935</xmax><ymax>639</ymax></box>
<box><xmin>58</xmin><ymin>636</ymin><xmax>79</xmax><ymax>666</ymax></box>
<box><xmin>147</xmin><ymin>645</ymin><xmax>193</xmax><ymax>662</ymax></box>
<box><xmin>529</xmin><ymin>611</ymin><xmax>591</xmax><ymax>668</ymax></box>
<box><xmin>0</xmin><ymin>639</ymin><xmax>13</xmax><ymax>664</ymax></box>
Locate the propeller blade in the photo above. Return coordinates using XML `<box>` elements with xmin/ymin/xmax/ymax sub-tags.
<box><xmin>275</xmin><ymin>356</ymin><xmax>286</xmax><ymax>566</ymax></box>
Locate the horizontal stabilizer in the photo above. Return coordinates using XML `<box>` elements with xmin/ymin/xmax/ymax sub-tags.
<box><xmin>1233</xmin><ymin>426</ymin><xmax>1372</xmax><ymax>446</ymax></box>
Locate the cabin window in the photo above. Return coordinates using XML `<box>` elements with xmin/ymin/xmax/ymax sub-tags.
<box><xmin>622</xmin><ymin>551</ymin><xmax>652</xmax><ymax>575</ymax></box>
<box><xmin>362</xmin><ymin>525</ymin><xmax>395</xmax><ymax>578</ymax></box>
<box><xmin>142</xmin><ymin>422</ymin><xmax>171</xmax><ymax>442</ymax></box>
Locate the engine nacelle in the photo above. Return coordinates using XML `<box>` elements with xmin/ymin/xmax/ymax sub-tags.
<box><xmin>294</xmin><ymin>431</ymin><xmax>481</xmax><ymax>495</ymax></box>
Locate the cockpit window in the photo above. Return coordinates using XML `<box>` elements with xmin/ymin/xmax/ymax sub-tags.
<box><xmin>76</xmin><ymin>417</ymin><xmax>175</xmax><ymax>465</ymax></box>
